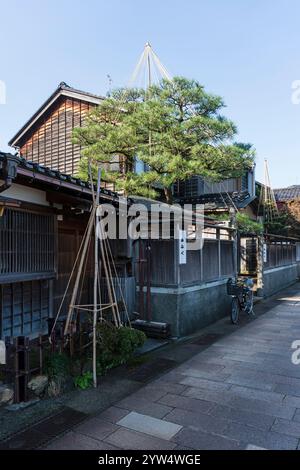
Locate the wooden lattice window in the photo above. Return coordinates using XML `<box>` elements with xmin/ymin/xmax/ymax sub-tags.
<box><xmin>0</xmin><ymin>208</ymin><xmax>56</xmax><ymax>281</ymax></box>
<box><xmin>0</xmin><ymin>280</ymin><xmax>50</xmax><ymax>338</ymax></box>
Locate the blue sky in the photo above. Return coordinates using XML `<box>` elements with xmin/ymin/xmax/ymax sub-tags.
<box><xmin>1</xmin><ymin>0</ymin><xmax>300</xmax><ymax>187</ymax></box>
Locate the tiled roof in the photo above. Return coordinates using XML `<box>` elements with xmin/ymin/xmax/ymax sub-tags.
<box><xmin>175</xmin><ymin>190</ymin><xmax>256</xmax><ymax>210</ymax></box>
<box><xmin>0</xmin><ymin>152</ymin><xmax>118</xmax><ymax>202</ymax></box>
<box><xmin>58</xmin><ymin>82</ymin><xmax>104</xmax><ymax>102</ymax></box>
<box><xmin>274</xmin><ymin>185</ymin><xmax>300</xmax><ymax>201</ymax></box>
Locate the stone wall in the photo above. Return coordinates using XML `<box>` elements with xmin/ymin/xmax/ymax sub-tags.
<box><xmin>139</xmin><ymin>279</ymin><xmax>232</xmax><ymax>337</ymax></box>
<box><xmin>262</xmin><ymin>264</ymin><xmax>299</xmax><ymax>297</ymax></box>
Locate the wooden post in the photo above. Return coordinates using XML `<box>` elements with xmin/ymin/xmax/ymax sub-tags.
<box><xmin>229</xmin><ymin>208</ymin><xmax>238</xmax><ymax>277</ymax></box>
<box><xmin>146</xmin><ymin>240</ymin><xmax>151</xmax><ymax>322</ymax></box>
<box><xmin>39</xmin><ymin>334</ymin><xmax>43</xmax><ymax>374</ymax></box>
<box><xmin>93</xmin><ymin>169</ymin><xmax>101</xmax><ymax>389</ymax></box>
<box><xmin>217</xmin><ymin>228</ymin><xmax>221</xmax><ymax>278</ymax></box>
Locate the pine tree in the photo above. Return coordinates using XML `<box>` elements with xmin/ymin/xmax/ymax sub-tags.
<box><xmin>73</xmin><ymin>77</ymin><xmax>255</xmax><ymax>204</ymax></box>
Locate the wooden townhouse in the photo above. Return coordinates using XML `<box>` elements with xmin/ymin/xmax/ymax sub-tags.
<box><xmin>0</xmin><ymin>151</ymin><xmax>123</xmax><ymax>339</ymax></box>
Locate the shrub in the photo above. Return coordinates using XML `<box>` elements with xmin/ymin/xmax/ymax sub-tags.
<box><xmin>236</xmin><ymin>213</ymin><xmax>263</xmax><ymax>235</ymax></box>
<box><xmin>45</xmin><ymin>353</ymin><xmax>70</xmax><ymax>379</ymax></box>
<box><xmin>96</xmin><ymin>324</ymin><xmax>146</xmax><ymax>375</ymax></box>
<box><xmin>74</xmin><ymin>371</ymin><xmax>93</xmax><ymax>390</ymax></box>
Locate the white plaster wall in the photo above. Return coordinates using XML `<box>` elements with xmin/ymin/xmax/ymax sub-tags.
<box><xmin>1</xmin><ymin>183</ymin><xmax>50</xmax><ymax>206</ymax></box>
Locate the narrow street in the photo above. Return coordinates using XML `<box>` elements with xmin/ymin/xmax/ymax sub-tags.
<box><xmin>43</xmin><ymin>284</ymin><xmax>300</xmax><ymax>450</ymax></box>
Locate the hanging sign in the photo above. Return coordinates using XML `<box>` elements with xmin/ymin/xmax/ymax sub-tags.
<box><xmin>178</xmin><ymin>229</ymin><xmax>187</xmax><ymax>265</ymax></box>
<box><xmin>263</xmin><ymin>243</ymin><xmax>268</xmax><ymax>263</ymax></box>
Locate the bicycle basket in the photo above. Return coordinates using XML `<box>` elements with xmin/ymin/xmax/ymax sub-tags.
<box><xmin>227</xmin><ymin>278</ymin><xmax>243</xmax><ymax>296</ymax></box>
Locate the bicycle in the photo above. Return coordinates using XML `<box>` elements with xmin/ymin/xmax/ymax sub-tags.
<box><xmin>227</xmin><ymin>277</ymin><xmax>254</xmax><ymax>324</ymax></box>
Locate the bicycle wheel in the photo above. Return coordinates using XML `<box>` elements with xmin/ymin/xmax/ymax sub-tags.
<box><xmin>231</xmin><ymin>296</ymin><xmax>240</xmax><ymax>324</ymax></box>
<box><xmin>244</xmin><ymin>290</ymin><xmax>254</xmax><ymax>315</ymax></box>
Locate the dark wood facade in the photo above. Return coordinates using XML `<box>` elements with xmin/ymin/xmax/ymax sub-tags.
<box><xmin>54</xmin><ymin>215</ymin><xmax>93</xmax><ymax>320</ymax></box>
<box><xmin>9</xmin><ymin>83</ymin><xmax>102</xmax><ymax>177</ymax></box>
<box><xmin>0</xmin><ymin>204</ymin><xmax>92</xmax><ymax>339</ymax></box>
<box><xmin>19</xmin><ymin>97</ymin><xmax>94</xmax><ymax>175</ymax></box>
<box><xmin>0</xmin><ymin>152</ymin><xmax>117</xmax><ymax>340</ymax></box>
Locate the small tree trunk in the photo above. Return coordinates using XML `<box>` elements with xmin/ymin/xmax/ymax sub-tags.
<box><xmin>164</xmin><ymin>187</ymin><xmax>173</xmax><ymax>205</ymax></box>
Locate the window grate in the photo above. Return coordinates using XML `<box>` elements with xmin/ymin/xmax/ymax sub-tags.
<box><xmin>0</xmin><ymin>208</ymin><xmax>55</xmax><ymax>278</ymax></box>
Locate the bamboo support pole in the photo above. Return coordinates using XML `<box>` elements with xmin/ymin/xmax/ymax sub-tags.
<box><xmin>64</xmin><ymin>206</ymin><xmax>96</xmax><ymax>336</ymax></box>
<box><xmin>93</xmin><ymin>168</ymin><xmax>101</xmax><ymax>388</ymax></box>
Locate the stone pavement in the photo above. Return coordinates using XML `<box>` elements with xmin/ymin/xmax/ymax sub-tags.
<box><xmin>43</xmin><ymin>284</ymin><xmax>300</xmax><ymax>450</ymax></box>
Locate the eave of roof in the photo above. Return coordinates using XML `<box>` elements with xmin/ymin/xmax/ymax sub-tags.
<box><xmin>9</xmin><ymin>82</ymin><xmax>104</xmax><ymax>148</ymax></box>
<box><xmin>0</xmin><ymin>152</ymin><xmax>118</xmax><ymax>204</ymax></box>
<box><xmin>174</xmin><ymin>191</ymin><xmax>257</xmax><ymax>210</ymax></box>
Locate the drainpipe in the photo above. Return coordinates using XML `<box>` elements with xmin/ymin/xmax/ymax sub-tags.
<box><xmin>0</xmin><ymin>153</ymin><xmax>20</xmax><ymax>193</ymax></box>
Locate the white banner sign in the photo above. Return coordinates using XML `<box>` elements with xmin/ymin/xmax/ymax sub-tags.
<box><xmin>263</xmin><ymin>243</ymin><xmax>268</xmax><ymax>263</ymax></box>
<box><xmin>178</xmin><ymin>229</ymin><xmax>187</xmax><ymax>265</ymax></box>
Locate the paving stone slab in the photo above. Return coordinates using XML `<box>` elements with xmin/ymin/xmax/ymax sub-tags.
<box><xmin>183</xmin><ymin>387</ymin><xmax>296</xmax><ymax>419</ymax></box>
<box><xmin>283</xmin><ymin>395</ymin><xmax>300</xmax><ymax>408</ymax></box>
<box><xmin>172</xmin><ymin>427</ymin><xmax>243</xmax><ymax>450</ymax></box>
<box><xmin>0</xmin><ymin>429</ymin><xmax>46</xmax><ymax>450</ymax></box>
<box><xmin>32</xmin><ymin>407</ymin><xmax>87</xmax><ymax>440</ymax></box>
<box><xmin>129</xmin><ymin>358</ymin><xmax>178</xmax><ymax>383</ymax></box>
<box><xmin>154</xmin><ymin>370</ymin><xmax>187</xmax><ymax>385</ymax></box>
<box><xmin>292</xmin><ymin>409</ymin><xmax>300</xmax><ymax>423</ymax></box>
<box><xmin>163</xmin><ymin>408</ymin><xmax>228</xmax><ymax>435</ymax></box>
<box><xmin>180</xmin><ymin>367</ymin><xmax>230</xmax><ymax>382</ymax></box>
<box><xmin>97</xmin><ymin>406</ymin><xmax>130</xmax><ymax>424</ymax></box>
<box><xmin>274</xmin><ymin>383</ymin><xmax>300</xmax><ymax>397</ymax></box>
<box><xmin>104</xmin><ymin>427</ymin><xmax>177</xmax><ymax>450</ymax></box>
<box><xmin>115</xmin><ymin>395</ymin><xmax>173</xmax><ymax>419</ymax></box>
<box><xmin>229</xmin><ymin>384</ymin><xmax>285</xmax><ymax>403</ymax></box>
<box><xmin>159</xmin><ymin>345</ymin><xmax>202</xmax><ymax>363</ymax></box>
<box><xmin>143</xmin><ymin>381</ymin><xmax>187</xmax><ymax>397</ymax></box>
<box><xmin>158</xmin><ymin>393</ymin><xmax>215</xmax><ymax>414</ymax></box>
<box><xmin>179</xmin><ymin>376</ymin><xmax>232</xmax><ymax>392</ymax></box>
<box><xmin>182</xmin><ymin>386</ymin><xmax>236</xmax><ymax>407</ymax></box>
<box><xmin>224</xmin><ymin>421</ymin><xmax>299</xmax><ymax>450</ymax></box>
<box><xmin>224</xmin><ymin>375</ymin><xmax>275</xmax><ymax>391</ymax></box>
<box><xmin>120</xmin><ymin>387</ymin><xmax>168</xmax><ymax>403</ymax></box>
<box><xmin>0</xmin><ymin>407</ymin><xmax>87</xmax><ymax>450</ymax></box>
<box><xmin>271</xmin><ymin>418</ymin><xmax>300</xmax><ymax>437</ymax></box>
<box><xmin>117</xmin><ymin>411</ymin><xmax>182</xmax><ymax>440</ymax></box>
<box><xmin>75</xmin><ymin>417</ymin><xmax>118</xmax><ymax>441</ymax></box>
<box><xmin>192</xmin><ymin>333</ymin><xmax>223</xmax><ymax>345</ymax></box>
<box><xmin>45</xmin><ymin>431</ymin><xmax>119</xmax><ymax>450</ymax></box>
<box><xmin>181</xmin><ymin>361</ymin><xmax>227</xmax><ymax>373</ymax></box>
<box><xmin>209</xmin><ymin>404</ymin><xmax>275</xmax><ymax>431</ymax></box>
<box><xmin>226</xmin><ymin>368</ymin><xmax>300</xmax><ymax>388</ymax></box>
<box><xmin>246</xmin><ymin>444</ymin><xmax>267</xmax><ymax>450</ymax></box>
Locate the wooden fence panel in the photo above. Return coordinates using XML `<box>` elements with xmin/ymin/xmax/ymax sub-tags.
<box><xmin>202</xmin><ymin>240</ymin><xmax>220</xmax><ymax>282</ymax></box>
<box><xmin>220</xmin><ymin>240</ymin><xmax>234</xmax><ymax>276</ymax></box>
<box><xmin>264</xmin><ymin>240</ymin><xmax>296</xmax><ymax>268</ymax></box>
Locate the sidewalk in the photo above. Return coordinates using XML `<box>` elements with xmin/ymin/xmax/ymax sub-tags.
<box><xmin>3</xmin><ymin>284</ymin><xmax>300</xmax><ymax>450</ymax></box>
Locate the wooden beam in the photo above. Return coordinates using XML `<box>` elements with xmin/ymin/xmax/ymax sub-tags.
<box><xmin>46</xmin><ymin>190</ymin><xmax>91</xmax><ymax>210</ymax></box>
